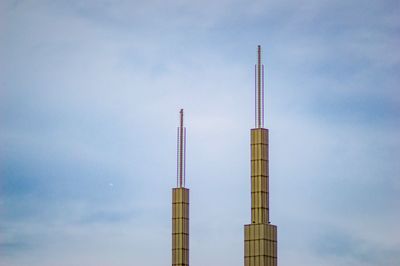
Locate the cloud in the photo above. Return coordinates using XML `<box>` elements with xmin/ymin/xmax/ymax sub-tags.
<box><xmin>312</xmin><ymin>227</ymin><xmax>400</xmax><ymax>266</ymax></box>
<box><xmin>1</xmin><ymin>0</ymin><xmax>399</xmax><ymax>265</ymax></box>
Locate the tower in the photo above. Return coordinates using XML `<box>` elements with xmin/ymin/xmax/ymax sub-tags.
<box><xmin>244</xmin><ymin>46</ymin><xmax>278</xmax><ymax>266</ymax></box>
<box><xmin>172</xmin><ymin>109</ymin><xmax>189</xmax><ymax>266</ymax></box>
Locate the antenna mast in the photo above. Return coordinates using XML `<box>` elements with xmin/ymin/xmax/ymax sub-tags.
<box><xmin>176</xmin><ymin>109</ymin><xmax>186</xmax><ymax>187</ymax></box>
<box><xmin>255</xmin><ymin>45</ymin><xmax>265</xmax><ymax>128</ymax></box>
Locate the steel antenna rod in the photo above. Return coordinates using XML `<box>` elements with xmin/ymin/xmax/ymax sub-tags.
<box><xmin>178</xmin><ymin>109</ymin><xmax>185</xmax><ymax>187</ymax></box>
<box><xmin>255</xmin><ymin>45</ymin><xmax>264</xmax><ymax>128</ymax></box>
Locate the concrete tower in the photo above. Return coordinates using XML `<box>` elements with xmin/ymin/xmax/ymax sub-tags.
<box><xmin>244</xmin><ymin>46</ymin><xmax>278</xmax><ymax>266</ymax></box>
<box><xmin>172</xmin><ymin>109</ymin><xmax>189</xmax><ymax>266</ymax></box>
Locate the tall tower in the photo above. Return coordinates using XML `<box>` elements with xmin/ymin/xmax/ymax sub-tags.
<box><xmin>244</xmin><ymin>46</ymin><xmax>278</xmax><ymax>266</ymax></box>
<box><xmin>172</xmin><ymin>109</ymin><xmax>189</xmax><ymax>266</ymax></box>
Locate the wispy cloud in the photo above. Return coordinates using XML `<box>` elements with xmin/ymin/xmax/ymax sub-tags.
<box><xmin>1</xmin><ymin>0</ymin><xmax>399</xmax><ymax>265</ymax></box>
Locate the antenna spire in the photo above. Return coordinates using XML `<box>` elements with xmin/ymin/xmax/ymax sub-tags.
<box><xmin>176</xmin><ymin>109</ymin><xmax>186</xmax><ymax>187</ymax></box>
<box><xmin>255</xmin><ymin>45</ymin><xmax>265</xmax><ymax>128</ymax></box>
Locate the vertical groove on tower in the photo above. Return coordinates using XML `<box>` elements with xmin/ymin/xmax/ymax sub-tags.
<box><xmin>244</xmin><ymin>46</ymin><xmax>278</xmax><ymax>266</ymax></box>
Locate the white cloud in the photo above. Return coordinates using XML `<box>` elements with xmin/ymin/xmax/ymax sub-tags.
<box><xmin>1</xmin><ymin>0</ymin><xmax>399</xmax><ymax>265</ymax></box>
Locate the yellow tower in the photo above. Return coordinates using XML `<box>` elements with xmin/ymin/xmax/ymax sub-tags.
<box><xmin>244</xmin><ymin>46</ymin><xmax>278</xmax><ymax>266</ymax></box>
<box><xmin>172</xmin><ymin>109</ymin><xmax>189</xmax><ymax>266</ymax></box>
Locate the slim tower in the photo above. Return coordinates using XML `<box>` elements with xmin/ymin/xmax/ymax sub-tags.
<box><xmin>172</xmin><ymin>109</ymin><xmax>189</xmax><ymax>266</ymax></box>
<box><xmin>244</xmin><ymin>46</ymin><xmax>278</xmax><ymax>266</ymax></box>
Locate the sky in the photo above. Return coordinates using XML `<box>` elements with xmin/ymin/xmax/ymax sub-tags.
<box><xmin>1</xmin><ymin>0</ymin><xmax>399</xmax><ymax>265</ymax></box>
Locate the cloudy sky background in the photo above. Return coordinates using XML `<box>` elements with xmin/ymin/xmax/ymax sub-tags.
<box><xmin>1</xmin><ymin>0</ymin><xmax>399</xmax><ymax>265</ymax></box>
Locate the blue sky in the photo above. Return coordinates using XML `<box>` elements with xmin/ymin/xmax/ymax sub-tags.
<box><xmin>1</xmin><ymin>0</ymin><xmax>399</xmax><ymax>265</ymax></box>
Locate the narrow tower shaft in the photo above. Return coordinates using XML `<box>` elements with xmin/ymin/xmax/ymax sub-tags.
<box><xmin>172</xmin><ymin>109</ymin><xmax>189</xmax><ymax>266</ymax></box>
<box><xmin>250</xmin><ymin>128</ymin><xmax>269</xmax><ymax>224</ymax></box>
<box><xmin>245</xmin><ymin>46</ymin><xmax>277</xmax><ymax>266</ymax></box>
<box><xmin>172</xmin><ymin>188</ymin><xmax>189</xmax><ymax>266</ymax></box>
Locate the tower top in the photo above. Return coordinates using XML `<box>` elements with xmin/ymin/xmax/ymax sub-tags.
<box><xmin>255</xmin><ymin>45</ymin><xmax>265</xmax><ymax>128</ymax></box>
<box><xmin>176</xmin><ymin>109</ymin><xmax>186</xmax><ymax>187</ymax></box>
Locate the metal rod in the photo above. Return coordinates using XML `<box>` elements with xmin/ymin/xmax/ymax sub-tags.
<box><xmin>257</xmin><ymin>45</ymin><xmax>261</xmax><ymax>128</ymax></box>
<box><xmin>254</xmin><ymin>64</ymin><xmax>257</xmax><ymax>127</ymax></box>
<box><xmin>255</xmin><ymin>45</ymin><xmax>265</xmax><ymax>128</ymax></box>
<box><xmin>262</xmin><ymin>64</ymin><xmax>265</xmax><ymax>127</ymax></box>
<box><xmin>183</xmin><ymin>128</ymin><xmax>186</xmax><ymax>187</ymax></box>
<box><xmin>176</xmin><ymin>127</ymin><xmax>179</xmax><ymax>187</ymax></box>
<box><xmin>179</xmin><ymin>109</ymin><xmax>184</xmax><ymax>187</ymax></box>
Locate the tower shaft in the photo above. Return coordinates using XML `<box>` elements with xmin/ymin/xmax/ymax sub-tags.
<box><xmin>250</xmin><ymin>128</ymin><xmax>269</xmax><ymax>224</ymax></box>
<box><xmin>244</xmin><ymin>46</ymin><xmax>277</xmax><ymax>266</ymax></box>
<box><xmin>172</xmin><ymin>188</ymin><xmax>189</xmax><ymax>266</ymax></box>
